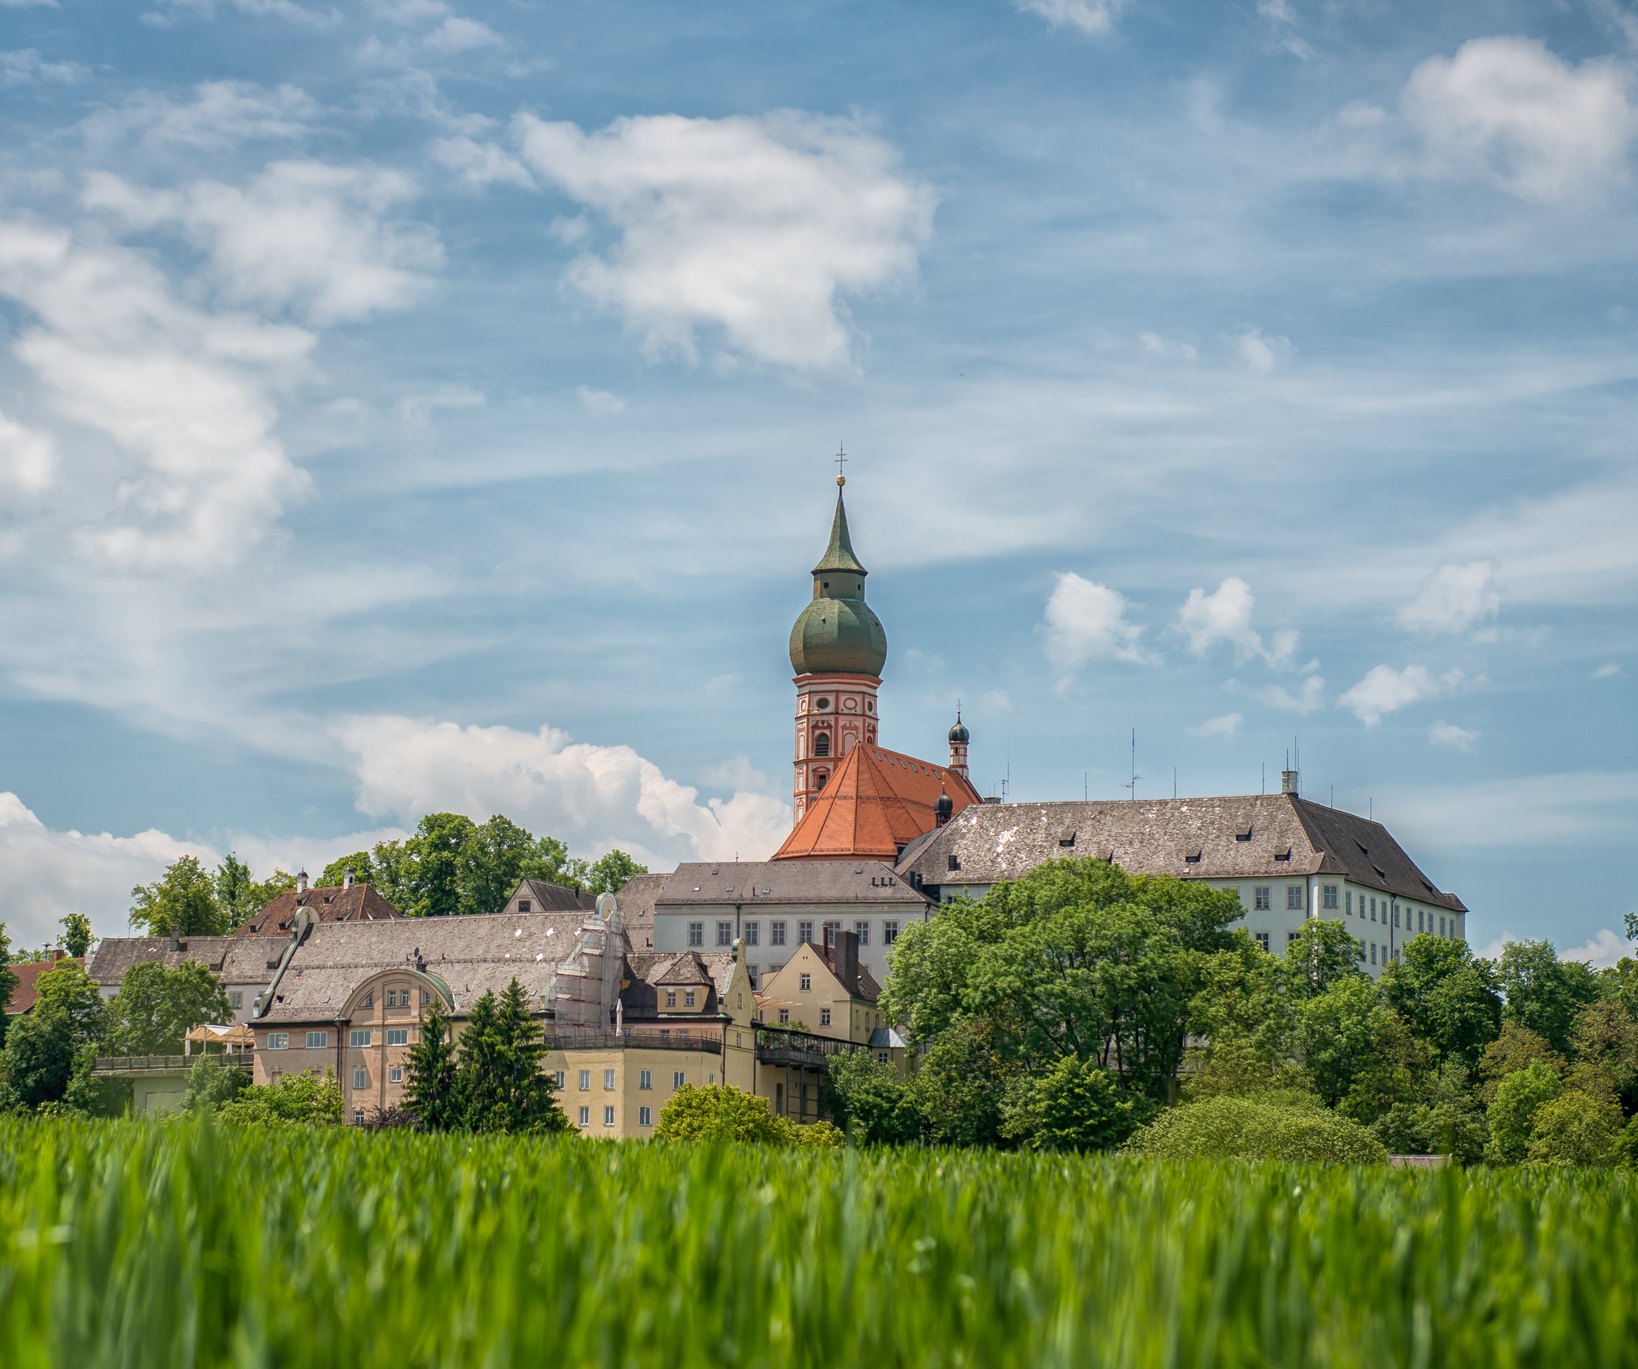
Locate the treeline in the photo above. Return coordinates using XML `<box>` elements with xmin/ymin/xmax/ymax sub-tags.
<box><xmin>820</xmin><ymin>858</ymin><xmax>1638</xmax><ymax>1165</ymax></box>
<box><xmin>121</xmin><ymin>812</ymin><xmax>648</xmax><ymax>937</ymax></box>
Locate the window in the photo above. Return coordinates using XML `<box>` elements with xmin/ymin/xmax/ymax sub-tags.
<box><xmin>820</xmin><ymin>1009</ymin><xmax>832</xmax><ymax>1026</ymax></box>
<box><xmin>684</xmin><ymin>990</ymin><xmax>696</xmax><ymax>1008</ymax></box>
<box><xmin>816</xmin><ymin>771</ymin><xmax>828</xmax><ymax>791</ymax></box>
<box><xmin>604</xmin><ymin>1069</ymin><xmax>616</xmax><ymax>1090</ymax></box>
<box><xmin>639</xmin><ymin>1106</ymin><xmax>653</xmax><ymax>1127</ymax></box>
<box><xmin>947</xmin><ymin>855</ymin><xmax>960</xmax><ymax>872</ymax></box>
<box><xmin>266</xmin><ymin>1033</ymin><xmax>289</xmax><ymax>1050</ymax></box>
<box><xmin>883</xmin><ymin>921</ymin><xmax>899</xmax><ymax>945</ymax></box>
<box><xmin>517</xmin><ymin>900</ymin><xmax>530</xmax><ymax>913</ymax></box>
<box><xmin>717</xmin><ymin>921</ymin><xmax>733</xmax><ymax>947</ymax></box>
<box><xmin>779</xmin><ymin>1009</ymin><xmax>790</xmax><ymax>1024</ymax></box>
<box><xmin>666</xmin><ymin>990</ymin><xmax>677</xmax><ymax>1008</ymax></box>
<box><xmin>1287</xmin><ymin>932</ymin><xmax>1300</xmax><ymax>946</ymax></box>
<box><xmin>1418</xmin><ymin>909</ymin><xmax>1425</xmax><ymax>932</ymax></box>
<box><xmin>813</xmin><ymin>732</ymin><xmax>830</xmax><ymax>756</ymax></box>
<box><xmin>1370</xmin><ymin>897</ymin><xmax>1377</xmax><ymax>920</ymax></box>
<box><xmin>353</xmin><ymin>1067</ymin><xmax>367</xmax><ymax>1090</ymax></box>
<box><xmin>688</xmin><ymin>922</ymin><xmax>703</xmax><ymax>947</ymax></box>
<box><xmin>798</xmin><ymin>920</ymin><xmax>814</xmax><ymax>944</ymax></box>
<box><xmin>421</xmin><ymin>990</ymin><xmax>431</xmax><ymax>1006</ymax></box>
<box><xmin>771</xmin><ymin>921</ymin><xmax>787</xmax><ymax>946</ymax></box>
<box><xmin>553</xmin><ymin>1072</ymin><xmax>565</xmax><ymax>1088</ymax></box>
<box><xmin>349</xmin><ymin>1029</ymin><xmax>370</xmax><ymax>1048</ymax></box>
<box><xmin>1440</xmin><ymin>916</ymin><xmax>1447</xmax><ymax>937</ymax></box>
<box><xmin>800</xmin><ymin>973</ymin><xmax>811</xmax><ymax>991</ymax></box>
<box><xmin>673</xmin><ymin>1071</ymin><xmax>686</xmax><ymax>1088</ymax></box>
<box><xmin>305</xmin><ymin>1031</ymin><xmax>328</xmax><ymax>1049</ymax></box>
<box><xmin>389</xmin><ymin>1066</ymin><xmax>402</xmax><ymax>1083</ymax></box>
<box><xmin>639</xmin><ymin>1070</ymin><xmax>652</xmax><ymax>1090</ymax></box>
<box><xmin>364</xmin><ymin>993</ymin><xmax>373</xmax><ymax>1008</ymax></box>
<box><xmin>229</xmin><ymin>991</ymin><xmax>243</xmax><ymax>1009</ymax></box>
<box><xmin>1286</xmin><ymin>885</ymin><xmax>1304</xmax><ymax>911</ymax></box>
<box><xmin>1254</xmin><ymin>887</ymin><xmax>1271</xmax><ymax>911</ymax></box>
<box><xmin>1371</xmin><ymin>944</ymin><xmax>1378</xmax><ymax>965</ymax></box>
<box><xmin>1346</xmin><ymin>891</ymin><xmax>1353</xmax><ymax>915</ymax></box>
<box><xmin>1394</xmin><ymin>907</ymin><xmax>1401</xmax><ymax>928</ymax></box>
<box><xmin>1254</xmin><ymin>932</ymin><xmax>1270</xmax><ymax>952</ymax></box>
<box><xmin>877</xmin><ymin>1051</ymin><xmax>890</xmax><ymax>1064</ymax></box>
<box><xmin>386</xmin><ymin>1028</ymin><xmax>408</xmax><ymax>1046</ymax></box>
<box><xmin>579</xmin><ymin>1070</ymin><xmax>591</xmax><ymax>1091</ymax></box>
<box><xmin>578</xmin><ymin>1106</ymin><xmax>590</xmax><ymax>1126</ymax></box>
<box><xmin>744</xmin><ymin>921</ymin><xmax>759</xmax><ymax>946</ymax></box>
<box><xmin>386</xmin><ymin>990</ymin><xmax>397</xmax><ymax>1007</ymax></box>
<box><xmin>855</xmin><ymin>921</ymin><xmax>870</xmax><ymax>945</ymax></box>
<box><xmin>604</xmin><ymin>1106</ymin><xmax>616</xmax><ymax>1126</ymax></box>
<box><xmin>747</xmin><ymin>966</ymin><xmax>759</xmax><ymax>988</ymax></box>
<box><xmin>1322</xmin><ymin>885</ymin><xmax>1338</xmax><ymax>909</ymax></box>
<box><xmin>353</xmin><ymin>1111</ymin><xmax>365</xmax><ymax>1126</ymax></box>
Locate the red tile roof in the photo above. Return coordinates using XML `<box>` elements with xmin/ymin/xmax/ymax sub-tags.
<box><xmin>772</xmin><ymin>744</ymin><xmax>983</xmax><ymax>861</ymax></box>
<box><xmin>4</xmin><ymin>956</ymin><xmax>84</xmax><ymax>1014</ymax></box>
<box><xmin>233</xmin><ymin>883</ymin><xmax>404</xmax><ymax>935</ymax></box>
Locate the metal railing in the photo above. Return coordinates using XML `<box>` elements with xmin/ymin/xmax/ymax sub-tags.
<box><xmin>92</xmin><ymin>1055</ymin><xmax>255</xmax><ymax>1076</ymax></box>
<box><xmin>754</xmin><ymin>1027</ymin><xmax>873</xmax><ymax>1067</ymax></box>
<box><xmin>543</xmin><ymin>1029</ymin><xmax>723</xmax><ymax>1056</ymax></box>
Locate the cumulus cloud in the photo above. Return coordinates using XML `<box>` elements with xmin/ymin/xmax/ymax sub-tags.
<box><xmin>332</xmin><ymin>714</ymin><xmax>794</xmax><ymax>867</ymax></box>
<box><xmin>1018</xmin><ymin>0</ymin><xmax>1129</xmax><ymax>36</ymax></box>
<box><xmin>144</xmin><ymin>0</ymin><xmax>340</xmax><ymax>27</ymax></box>
<box><xmin>1</xmin><ymin>49</ymin><xmax>88</xmax><ymax>84</ymax></box>
<box><xmin>1235</xmin><ymin>326</ymin><xmax>1292</xmax><ymax>372</ymax></box>
<box><xmin>1191</xmin><ymin>712</ymin><xmax>1243</xmax><ymax>737</ymax></box>
<box><xmin>431</xmin><ymin>134</ymin><xmax>534</xmax><ymax>188</ymax></box>
<box><xmin>1560</xmin><ymin>927</ymin><xmax>1634</xmax><ymax>970</ymax></box>
<box><xmin>1429</xmin><ymin>719</ymin><xmax>1480</xmax><ymax>750</ymax></box>
<box><xmin>575</xmin><ymin>385</ymin><xmax>625</xmax><ymax>415</ymax></box>
<box><xmin>397</xmin><ymin>383</ymin><xmax>484</xmax><ymax>424</ymax></box>
<box><xmin>85</xmin><ymin>161</ymin><xmax>443</xmax><ymax>325</ymax></box>
<box><xmin>1338</xmin><ymin>663</ymin><xmax>1450</xmax><ymax>724</ymax></box>
<box><xmin>1399</xmin><ymin>560</ymin><xmax>1499</xmax><ymax>635</ymax></box>
<box><xmin>1176</xmin><ymin>576</ymin><xmax>1297</xmax><ymax>666</ymax></box>
<box><xmin>1138</xmin><ymin>332</ymin><xmax>1197</xmax><ymax>361</ymax></box>
<box><xmin>1594</xmin><ymin>662</ymin><xmax>1623</xmax><ymax>679</ymax></box>
<box><xmin>80</xmin><ymin>81</ymin><xmax>324</xmax><ymax>151</ymax></box>
<box><xmin>1042</xmin><ymin>572</ymin><xmax>1155</xmax><ymax>673</ymax></box>
<box><xmin>1253</xmin><ymin>675</ymin><xmax>1325</xmax><ymax>714</ymax></box>
<box><xmin>422</xmin><ymin>15</ymin><xmax>499</xmax><ymax>52</ymax></box>
<box><xmin>512</xmin><ymin>110</ymin><xmax>936</xmax><ymax>369</ymax></box>
<box><xmin>1403</xmin><ymin>36</ymin><xmax>1638</xmax><ymax>201</ymax></box>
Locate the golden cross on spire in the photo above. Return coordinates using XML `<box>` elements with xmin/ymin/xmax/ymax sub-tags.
<box><xmin>835</xmin><ymin>443</ymin><xmax>847</xmax><ymax>487</ymax></box>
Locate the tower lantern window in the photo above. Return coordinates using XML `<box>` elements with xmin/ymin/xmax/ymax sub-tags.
<box><xmin>816</xmin><ymin>698</ymin><xmax>830</xmax><ymax>710</ymax></box>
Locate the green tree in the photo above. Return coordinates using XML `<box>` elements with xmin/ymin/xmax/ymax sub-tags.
<box><xmin>1294</xmin><ymin>975</ymin><xmax>1392</xmax><ymax>1109</ymax></box>
<box><xmin>214</xmin><ymin>854</ymin><xmax>256</xmax><ymax>924</ymax></box>
<box><xmin>1380</xmin><ymin>936</ymin><xmax>1503</xmax><ymax>1071</ymax></box>
<box><xmin>0</xmin><ymin>922</ymin><xmax>16</xmax><ymax>1049</ymax></box>
<box><xmin>1</xmin><ymin>960</ymin><xmax>106</xmax><ymax>1109</ymax></box>
<box><xmin>1526</xmin><ymin>1090</ymin><xmax>1623</xmax><ymax>1167</ymax></box>
<box><xmin>518</xmin><ymin>834</ymin><xmax>581</xmax><ymax>887</ymax></box>
<box><xmin>585</xmin><ymin>850</ymin><xmax>648</xmax><ymax>897</ymax></box>
<box><xmin>455</xmin><ymin>980</ymin><xmax>568</xmax><ymax>1133</ymax></box>
<box><xmin>653</xmin><ymin>1083</ymin><xmax>844</xmax><ymax>1147</ymax></box>
<box><xmin>319</xmin><ymin>852</ymin><xmax>376</xmax><ymax>888</ymax></box>
<box><xmin>369</xmin><ymin>840</ymin><xmax>419</xmax><ymax>913</ymax></box>
<box><xmin>1275</xmin><ymin>918</ymin><xmax>1368</xmax><ymax>1001</ymax></box>
<box><xmin>404</xmin><ymin>995</ymin><xmax>461</xmax><ymax>1131</ymax></box>
<box><xmin>822</xmin><ymin>1049</ymin><xmax>923</xmax><ymax>1144</ymax></box>
<box><xmin>393</xmin><ymin>813</ymin><xmax>478</xmax><ymax>918</ymax></box>
<box><xmin>216</xmin><ymin>1070</ymin><xmax>343</xmax><ymax>1127</ymax></box>
<box><xmin>1370</xmin><ymin>1061</ymin><xmax>1489</xmax><ymax>1165</ymax></box>
<box><xmin>908</xmin><ymin>1020</ymin><xmax>1014</xmax><ymax>1147</ymax></box>
<box><xmin>129</xmin><ymin>856</ymin><xmax>230</xmax><ymax>938</ymax></box>
<box><xmin>1477</xmin><ymin>1023</ymin><xmax>1565</xmax><ymax>1103</ymax></box>
<box><xmin>457</xmin><ymin>815</ymin><xmax>537</xmax><ymax>916</ymax></box>
<box><xmin>1124</xmin><ymin>1095</ymin><xmax>1388</xmax><ymax>1163</ymax></box>
<box><xmin>104</xmin><ymin>961</ymin><xmax>232</xmax><ymax>1057</ymax></box>
<box><xmin>245</xmin><ymin>870</ymin><xmax>298</xmax><ymax>915</ymax></box>
<box><xmin>1001</xmin><ymin>1055</ymin><xmax>1149</xmax><ymax>1152</ymax></box>
<box><xmin>58</xmin><ymin>914</ymin><xmax>93</xmax><ymax>959</ymax></box>
<box><xmin>1568</xmin><ymin>998</ymin><xmax>1638</xmax><ymax>1111</ymax></box>
<box><xmin>878</xmin><ymin>896</ymin><xmax>1007</xmax><ymax>1043</ymax></box>
<box><xmin>183</xmin><ymin>1055</ymin><xmax>249</xmax><ymax>1113</ymax></box>
<box><xmin>1486</xmin><ymin>1060</ymin><xmax>1563</xmax><ymax>1164</ymax></box>
<box><xmin>1497</xmin><ymin>939</ymin><xmax>1602</xmax><ymax>1056</ymax></box>
<box><xmin>1186</xmin><ymin>939</ymin><xmax>1298</xmax><ymax>1095</ymax></box>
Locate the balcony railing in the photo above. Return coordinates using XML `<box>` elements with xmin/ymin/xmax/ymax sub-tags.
<box><xmin>544</xmin><ymin>1029</ymin><xmax>723</xmax><ymax>1056</ymax></box>
<box><xmin>754</xmin><ymin>1027</ymin><xmax>872</xmax><ymax>1067</ymax></box>
<box><xmin>92</xmin><ymin>1055</ymin><xmax>255</xmax><ymax>1077</ymax></box>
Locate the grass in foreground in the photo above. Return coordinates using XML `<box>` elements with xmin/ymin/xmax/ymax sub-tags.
<box><xmin>1</xmin><ymin>1118</ymin><xmax>1635</xmax><ymax>1369</ymax></box>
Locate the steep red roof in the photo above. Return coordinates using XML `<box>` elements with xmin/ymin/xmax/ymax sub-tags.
<box><xmin>233</xmin><ymin>883</ymin><xmax>404</xmax><ymax>935</ymax></box>
<box><xmin>4</xmin><ymin>956</ymin><xmax>84</xmax><ymax>1014</ymax></box>
<box><xmin>772</xmin><ymin>744</ymin><xmax>983</xmax><ymax>861</ymax></box>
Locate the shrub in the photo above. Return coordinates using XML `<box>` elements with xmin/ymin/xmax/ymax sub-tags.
<box><xmin>823</xmin><ymin>1049</ymin><xmax>922</xmax><ymax>1144</ymax></box>
<box><xmin>1124</xmin><ymin>1095</ymin><xmax>1388</xmax><ymax>1164</ymax></box>
<box><xmin>654</xmin><ymin>1085</ymin><xmax>842</xmax><ymax>1148</ymax></box>
<box><xmin>216</xmin><ymin>1070</ymin><xmax>343</xmax><ymax>1128</ymax></box>
<box><xmin>1002</xmin><ymin>1056</ymin><xmax>1150</xmax><ymax>1153</ymax></box>
<box><xmin>183</xmin><ymin>1057</ymin><xmax>249</xmax><ymax>1114</ymax></box>
<box><xmin>1526</xmin><ymin>1091</ymin><xmax>1623</xmax><ymax>1168</ymax></box>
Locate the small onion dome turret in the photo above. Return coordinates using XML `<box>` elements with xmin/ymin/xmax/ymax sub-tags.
<box><xmin>948</xmin><ymin>712</ymin><xmax>969</xmax><ymax>744</ymax></box>
<box><xmin>935</xmin><ymin>790</ymin><xmax>953</xmax><ymax>822</ymax></box>
<box><xmin>789</xmin><ymin>484</ymin><xmax>888</xmax><ymax>677</ymax></box>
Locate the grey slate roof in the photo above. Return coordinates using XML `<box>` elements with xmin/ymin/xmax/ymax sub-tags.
<box><xmin>87</xmin><ymin>937</ymin><xmax>241</xmax><ymax>988</ymax></box>
<box><xmin>869</xmin><ymin>1026</ymin><xmax>906</xmax><ymax>1049</ymax></box>
<box><xmin>510</xmin><ymin>879</ymin><xmax>598</xmax><ymax>913</ymax></box>
<box><xmin>656</xmin><ymin>860</ymin><xmax>932</xmax><ymax>908</ymax></box>
<box><xmin>613</xmin><ymin>872</ymin><xmax>668</xmax><ymax>950</ymax></box>
<box><xmin>621</xmin><ymin>950</ymin><xmax>737</xmax><ymax>1019</ymax></box>
<box><xmin>896</xmin><ymin>793</ymin><xmax>1465</xmax><ymax>913</ymax></box>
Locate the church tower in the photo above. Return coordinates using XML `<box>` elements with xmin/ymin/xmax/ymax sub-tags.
<box><xmin>788</xmin><ymin>472</ymin><xmax>888</xmax><ymax>827</ymax></box>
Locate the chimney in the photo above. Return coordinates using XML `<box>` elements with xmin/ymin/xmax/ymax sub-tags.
<box><xmin>296</xmin><ymin>869</ymin><xmax>308</xmax><ymax>893</ymax></box>
<box><xmin>169</xmin><ymin>929</ymin><xmax>180</xmax><ymax>952</ymax></box>
<box><xmin>344</xmin><ymin>866</ymin><xmax>355</xmax><ymax>889</ymax></box>
<box><xmin>823</xmin><ymin>926</ymin><xmax>860</xmax><ymax>995</ymax></box>
<box><xmin>50</xmin><ymin>948</ymin><xmax>65</xmax><ymax>962</ymax></box>
<box><xmin>1281</xmin><ymin>770</ymin><xmax>1299</xmax><ymax>796</ymax></box>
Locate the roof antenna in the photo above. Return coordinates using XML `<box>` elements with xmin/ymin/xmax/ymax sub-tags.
<box><xmin>1173</xmin><ymin>766</ymin><xmax>1177</xmax><ymax>800</ymax></box>
<box><xmin>1122</xmin><ymin>728</ymin><xmax>1141</xmax><ymax>800</ymax></box>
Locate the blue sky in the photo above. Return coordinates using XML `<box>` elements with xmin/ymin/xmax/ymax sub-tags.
<box><xmin>0</xmin><ymin>0</ymin><xmax>1634</xmax><ymax>960</ymax></box>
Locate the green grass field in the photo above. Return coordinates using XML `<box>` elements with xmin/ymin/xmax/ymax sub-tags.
<box><xmin>1</xmin><ymin>1119</ymin><xmax>1633</xmax><ymax>1369</ymax></box>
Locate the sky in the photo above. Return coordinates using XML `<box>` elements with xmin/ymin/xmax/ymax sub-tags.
<box><xmin>0</xmin><ymin>0</ymin><xmax>1634</xmax><ymax>963</ymax></box>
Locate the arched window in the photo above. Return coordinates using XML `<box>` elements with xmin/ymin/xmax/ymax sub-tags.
<box><xmin>813</xmin><ymin>732</ymin><xmax>830</xmax><ymax>756</ymax></box>
<box><xmin>816</xmin><ymin>770</ymin><xmax>829</xmax><ymax>791</ymax></box>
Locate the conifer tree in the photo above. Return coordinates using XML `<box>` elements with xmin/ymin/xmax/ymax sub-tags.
<box><xmin>455</xmin><ymin>979</ymin><xmax>568</xmax><ymax>1134</ymax></box>
<box><xmin>404</xmin><ymin>995</ymin><xmax>461</xmax><ymax>1131</ymax></box>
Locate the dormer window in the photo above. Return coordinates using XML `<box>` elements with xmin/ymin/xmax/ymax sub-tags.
<box><xmin>1235</xmin><ymin>825</ymin><xmax>1253</xmax><ymax>841</ymax></box>
<box><xmin>1059</xmin><ymin>831</ymin><xmax>1076</xmax><ymax>847</ymax></box>
<box><xmin>1184</xmin><ymin>849</ymin><xmax>1202</xmax><ymax>864</ymax></box>
<box><xmin>518</xmin><ymin>900</ymin><xmax>531</xmax><ymax>913</ymax></box>
<box><xmin>1274</xmin><ymin>848</ymin><xmax>1292</xmax><ymax>862</ymax></box>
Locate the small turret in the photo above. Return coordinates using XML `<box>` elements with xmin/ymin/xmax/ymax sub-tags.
<box><xmin>948</xmin><ymin>709</ymin><xmax>970</xmax><ymax>779</ymax></box>
<box><xmin>935</xmin><ymin>790</ymin><xmax>953</xmax><ymax>827</ymax></box>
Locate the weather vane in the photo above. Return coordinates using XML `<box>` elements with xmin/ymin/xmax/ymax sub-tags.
<box><xmin>835</xmin><ymin>442</ymin><xmax>847</xmax><ymax>487</ymax></box>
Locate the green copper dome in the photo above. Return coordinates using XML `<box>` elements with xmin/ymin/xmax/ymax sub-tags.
<box><xmin>789</xmin><ymin>485</ymin><xmax>888</xmax><ymax>678</ymax></box>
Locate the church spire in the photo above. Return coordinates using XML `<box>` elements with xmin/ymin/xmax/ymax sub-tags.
<box><xmin>811</xmin><ymin>484</ymin><xmax>868</xmax><ymax>578</ymax></box>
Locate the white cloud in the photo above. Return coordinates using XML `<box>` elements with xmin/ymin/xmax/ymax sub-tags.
<box><xmin>332</xmin><ymin>714</ymin><xmax>793</xmax><ymax>867</ymax></box>
<box><xmin>80</xmin><ymin>81</ymin><xmax>324</xmax><ymax>152</ymax></box>
<box><xmin>1018</xmin><ymin>0</ymin><xmax>1129</xmax><ymax>37</ymax></box>
<box><xmin>1399</xmin><ymin>560</ymin><xmax>1499</xmax><ymax>635</ymax></box>
<box><xmin>1</xmin><ymin>49</ymin><xmax>88</xmax><ymax>84</ymax></box>
<box><xmin>0</xmin><ymin>410</ymin><xmax>56</xmax><ymax>491</ymax></box>
<box><xmin>1256</xmin><ymin>0</ymin><xmax>1294</xmax><ymax>20</ymax></box>
<box><xmin>1403</xmin><ymin>36</ymin><xmax>1638</xmax><ymax>202</ymax></box>
<box><xmin>1560</xmin><ymin>927</ymin><xmax>1633</xmax><ymax>970</ymax></box>
<box><xmin>1176</xmin><ymin>576</ymin><xmax>1297</xmax><ymax>665</ymax></box>
<box><xmin>431</xmin><ymin>135</ymin><xmax>535</xmax><ymax>188</ymax></box>
<box><xmin>2</xmin><ymin>0</ymin><xmax>59</xmax><ymax>7</ymax></box>
<box><xmin>512</xmin><ymin>110</ymin><xmax>936</xmax><ymax>369</ymax></box>
<box><xmin>1235</xmin><ymin>326</ymin><xmax>1292</xmax><ymax>372</ymax></box>
<box><xmin>144</xmin><ymin>0</ymin><xmax>339</xmax><ymax>27</ymax></box>
<box><xmin>398</xmin><ymin>383</ymin><xmax>484</xmax><ymax>423</ymax></box>
<box><xmin>1138</xmin><ymin>332</ymin><xmax>1197</xmax><ymax>360</ymax></box>
<box><xmin>1191</xmin><ymin>712</ymin><xmax>1243</xmax><ymax>738</ymax></box>
<box><xmin>1338</xmin><ymin>663</ymin><xmax>1442</xmax><ymax>724</ymax></box>
<box><xmin>1339</xmin><ymin>101</ymin><xmax>1387</xmax><ymax>129</ymax></box>
<box><xmin>1429</xmin><ymin>719</ymin><xmax>1480</xmax><ymax>750</ymax></box>
<box><xmin>1042</xmin><ymin>572</ymin><xmax>1155</xmax><ymax>672</ymax></box>
<box><xmin>422</xmin><ymin>15</ymin><xmax>500</xmax><ymax>52</ymax></box>
<box><xmin>1594</xmin><ymin>662</ymin><xmax>1623</xmax><ymax>679</ymax></box>
<box><xmin>85</xmin><ymin>161</ymin><xmax>443</xmax><ymax>326</ymax></box>
<box><xmin>575</xmin><ymin>385</ymin><xmax>626</xmax><ymax>415</ymax></box>
<box><xmin>1253</xmin><ymin>675</ymin><xmax>1325</xmax><ymax>714</ymax></box>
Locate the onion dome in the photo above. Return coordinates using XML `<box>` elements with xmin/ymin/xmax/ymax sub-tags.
<box><xmin>935</xmin><ymin>790</ymin><xmax>953</xmax><ymax>822</ymax></box>
<box><xmin>948</xmin><ymin>711</ymin><xmax>969</xmax><ymax>744</ymax></box>
<box><xmin>789</xmin><ymin>484</ymin><xmax>888</xmax><ymax>677</ymax></box>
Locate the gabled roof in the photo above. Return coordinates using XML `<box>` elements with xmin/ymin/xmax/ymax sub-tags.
<box><xmin>896</xmin><ymin>793</ymin><xmax>1465</xmax><ymax>913</ymax></box>
<box><xmin>655</xmin><ymin>859</ymin><xmax>932</xmax><ymax>907</ymax></box>
<box><xmin>234</xmin><ymin>884</ymin><xmax>403</xmax><ymax>935</ymax></box>
<box><xmin>4</xmin><ymin>957</ymin><xmax>84</xmax><ymax>1013</ymax></box>
<box><xmin>86</xmin><ymin>937</ymin><xmax>240</xmax><ymax>988</ymax></box>
<box><xmin>509</xmin><ymin>879</ymin><xmax>599</xmax><ymax>914</ymax></box>
<box><xmin>774</xmin><ymin>744</ymin><xmax>984</xmax><ymax>862</ymax></box>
